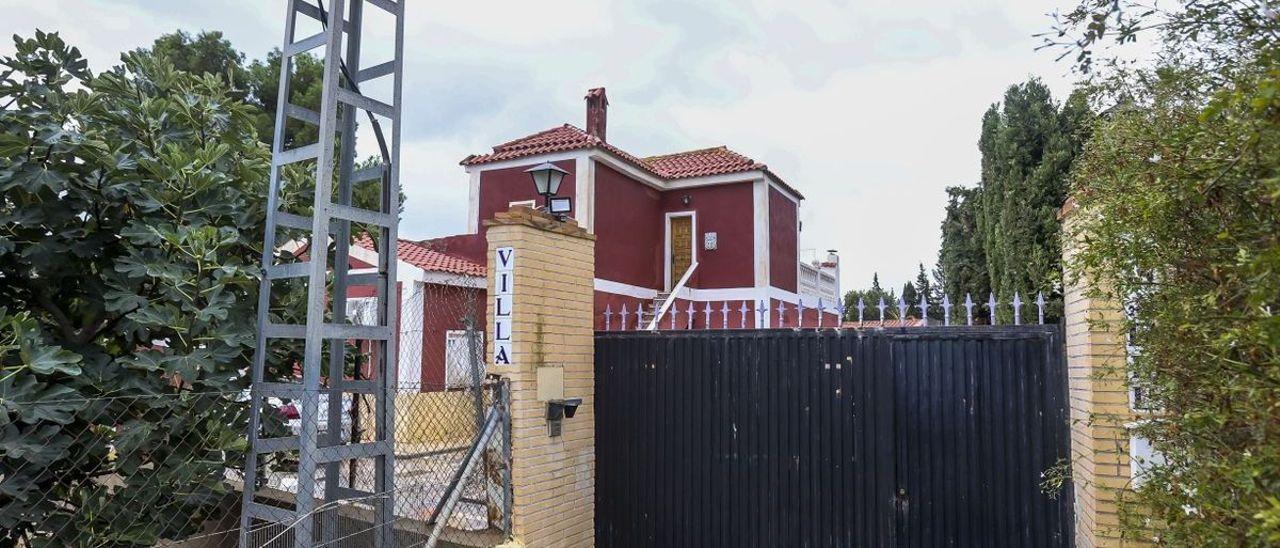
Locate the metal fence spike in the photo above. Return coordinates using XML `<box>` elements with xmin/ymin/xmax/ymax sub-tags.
<box><xmin>604</xmin><ymin>304</ymin><xmax>613</xmax><ymax>331</ymax></box>
<box><xmin>918</xmin><ymin>296</ymin><xmax>928</xmax><ymax>327</ymax></box>
<box><xmin>670</xmin><ymin>303</ymin><xmax>678</xmax><ymax>330</ymax></box>
<box><xmin>687</xmin><ymin>301</ymin><xmax>696</xmax><ymax>330</ymax></box>
<box><xmin>703</xmin><ymin>301</ymin><xmax>712</xmax><ymax>329</ymax></box>
<box><xmin>897</xmin><ymin>296</ymin><xmax>907</xmax><ymax>324</ymax></box>
<box><xmin>987</xmin><ymin>293</ymin><xmax>998</xmax><ymax>325</ymax></box>
<box><xmin>739</xmin><ymin>300</ymin><xmax>749</xmax><ymax>329</ymax></box>
<box><xmin>857</xmin><ymin>297</ymin><xmax>865</xmax><ymax>324</ymax></box>
<box><xmin>1036</xmin><ymin>292</ymin><xmax>1046</xmax><ymax>325</ymax></box>
<box><xmin>877</xmin><ymin>297</ymin><xmax>887</xmax><ymax>323</ymax></box>
<box><xmin>721</xmin><ymin>301</ymin><xmax>730</xmax><ymax>329</ymax></box>
<box><xmin>1012</xmin><ymin>292</ymin><xmax>1023</xmax><ymax>326</ymax></box>
<box><xmin>620</xmin><ymin>303</ymin><xmax>629</xmax><ymax>331</ymax></box>
<box><xmin>635</xmin><ymin>304</ymin><xmax>643</xmax><ymax>331</ymax></box>
<box><xmin>964</xmin><ymin>293</ymin><xmax>975</xmax><ymax>326</ymax></box>
<box><xmin>942</xmin><ymin>294</ymin><xmax>952</xmax><ymax>327</ymax></box>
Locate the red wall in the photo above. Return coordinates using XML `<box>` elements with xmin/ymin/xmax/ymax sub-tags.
<box><xmin>477</xmin><ymin>160</ymin><xmax>576</xmax><ymax>236</ymax></box>
<box><xmin>421</xmin><ymin>233</ymin><xmax>487</xmax><ymax>266</ymax></box>
<box><xmin>419</xmin><ymin>282</ymin><xmax>486</xmax><ymax>391</ymax></box>
<box><xmin>658</xmin><ymin>182</ymin><xmax>754</xmax><ymax>289</ymax></box>
<box><xmin>769</xmin><ymin>187</ymin><xmax>798</xmax><ymax>293</ymax></box>
<box><xmin>593</xmin><ymin>162</ymin><xmax>662</xmax><ymax>289</ymax></box>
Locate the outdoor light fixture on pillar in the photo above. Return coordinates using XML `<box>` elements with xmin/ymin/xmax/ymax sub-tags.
<box><xmin>524</xmin><ymin>162</ymin><xmax>573</xmax><ymax>220</ymax></box>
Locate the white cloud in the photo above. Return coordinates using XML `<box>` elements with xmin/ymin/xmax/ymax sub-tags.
<box><xmin>1</xmin><ymin>0</ymin><xmax>1084</xmax><ymax>292</ymax></box>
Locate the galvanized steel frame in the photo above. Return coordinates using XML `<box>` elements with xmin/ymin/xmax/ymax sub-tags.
<box><xmin>241</xmin><ymin>1</ymin><xmax>405</xmax><ymax>547</ymax></box>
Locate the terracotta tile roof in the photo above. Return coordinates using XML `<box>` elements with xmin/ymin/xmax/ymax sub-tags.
<box><xmin>841</xmin><ymin>318</ymin><xmax>927</xmax><ymax>329</ymax></box>
<box><xmin>353</xmin><ymin>236</ymin><xmax>485</xmax><ymax>277</ymax></box>
<box><xmin>643</xmin><ymin>146</ymin><xmax>763</xmax><ymax>179</ymax></box>
<box><xmin>460</xmin><ymin>125</ymin><xmax>803</xmax><ymax>198</ymax></box>
<box><xmin>460</xmin><ymin>124</ymin><xmax>651</xmax><ymax>171</ymax></box>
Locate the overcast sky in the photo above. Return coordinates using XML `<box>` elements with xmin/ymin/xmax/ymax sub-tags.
<box><xmin>2</xmin><ymin>0</ymin><xmax>1079</xmax><ymax>292</ymax></box>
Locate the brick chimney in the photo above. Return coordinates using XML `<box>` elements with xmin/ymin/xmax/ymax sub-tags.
<box><xmin>585</xmin><ymin>87</ymin><xmax>608</xmax><ymax>141</ymax></box>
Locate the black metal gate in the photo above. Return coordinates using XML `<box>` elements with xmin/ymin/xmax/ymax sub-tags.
<box><xmin>594</xmin><ymin>327</ymin><xmax>1072</xmax><ymax>547</ymax></box>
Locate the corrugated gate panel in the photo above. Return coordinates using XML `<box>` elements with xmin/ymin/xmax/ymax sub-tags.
<box><xmin>595</xmin><ymin>327</ymin><xmax>1072</xmax><ymax>547</ymax></box>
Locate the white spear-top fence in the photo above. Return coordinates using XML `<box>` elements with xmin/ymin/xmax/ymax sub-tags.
<box><xmin>597</xmin><ymin>291</ymin><xmax>1055</xmax><ymax>331</ymax></box>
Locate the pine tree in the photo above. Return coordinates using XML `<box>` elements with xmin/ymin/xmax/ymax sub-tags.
<box><xmin>935</xmin><ymin>78</ymin><xmax>1090</xmax><ymax>323</ymax></box>
<box><xmin>913</xmin><ymin>263</ymin><xmax>931</xmax><ymax>306</ymax></box>
<box><xmin>900</xmin><ymin>282</ymin><xmax>918</xmax><ymax>311</ymax></box>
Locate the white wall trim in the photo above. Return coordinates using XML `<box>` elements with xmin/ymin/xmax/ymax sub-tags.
<box><xmin>663</xmin><ymin>210</ymin><xmax>697</xmax><ymax>291</ymax></box>
<box><xmin>466</xmin><ymin>169</ymin><xmax>481</xmax><ymax>234</ymax></box>
<box><xmin>764</xmin><ymin>174</ymin><xmax>802</xmax><ymax>204</ymax></box>
<box><xmin>589</xmin><ymin>151</ymin><xmax>666</xmax><ymax>189</ymax></box>
<box><xmin>594</xmin><ymin>278</ymin><xmax>658</xmax><ymax>300</ymax></box>
<box><xmin>575</xmin><ymin>154</ymin><xmax>596</xmax><ymax>232</ymax></box>
<box><xmin>422</xmin><ymin>271</ymin><xmax>486</xmax><ymax>288</ymax></box>
<box><xmin>593</xmin><ymin>277</ymin><xmax>842</xmax><ymax>313</ymax></box>
<box><xmin>396</xmin><ymin>282</ymin><xmax>423</xmax><ymax>387</ymax></box>
<box><xmin>752</xmin><ymin>180</ymin><xmax>770</xmax><ymax>290</ymax></box>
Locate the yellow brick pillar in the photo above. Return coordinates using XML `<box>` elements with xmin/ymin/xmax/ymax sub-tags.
<box><xmin>485</xmin><ymin>206</ymin><xmax>596</xmax><ymax>547</ymax></box>
<box><xmin>1061</xmin><ymin>198</ymin><xmax>1143</xmax><ymax>547</ymax></box>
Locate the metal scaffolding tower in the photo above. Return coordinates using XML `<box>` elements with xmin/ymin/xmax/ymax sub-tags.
<box><xmin>241</xmin><ymin>1</ymin><xmax>404</xmax><ymax>547</ymax></box>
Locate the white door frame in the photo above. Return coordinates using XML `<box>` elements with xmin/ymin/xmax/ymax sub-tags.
<box><xmin>663</xmin><ymin>210</ymin><xmax>697</xmax><ymax>291</ymax></box>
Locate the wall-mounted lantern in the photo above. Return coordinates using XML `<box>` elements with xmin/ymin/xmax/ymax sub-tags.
<box><xmin>524</xmin><ymin>162</ymin><xmax>571</xmax><ymax>219</ymax></box>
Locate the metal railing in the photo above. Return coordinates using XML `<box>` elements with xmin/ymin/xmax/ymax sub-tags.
<box><xmin>646</xmin><ymin>261</ymin><xmax>698</xmax><ymax>331</ymax></box>
<box><xmin>604</xmin><ymin>291</ymin><xmax>1055</xmax><ymax>331</ymax></box>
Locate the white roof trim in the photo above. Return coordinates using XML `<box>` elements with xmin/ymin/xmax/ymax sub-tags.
<box><xmin>347</xmin><ymin>242</ymin><xmax>486</xmax><ymax>288</ymax></box>
<box><xmin>462</xmin><ymin>150</ymin><xmax>588</xmax><ymax>174</ymax></box>
<box><xmin>467</xmin><ymin>145</ymin><xmax>802</xmax><ymax>201</ymax></box>
<box><xmin>348</xmin><ymin>243</ymin><xmax>426</xmax><ymax>283</ymax></box>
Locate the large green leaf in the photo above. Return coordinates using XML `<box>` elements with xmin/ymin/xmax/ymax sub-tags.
<box><xmin>0</xmin><ymin>375</ymin><xmax>84</xmax><ymax>424</ymax></box>
<box><xmin>0</xmin><ymin>133</ymin><xmax>27</xmax><ymax>157</ymax></box>
<box><xmin>20</xmin><ymin>342</ymin><xmax>81</xmax><ymax>376</ymax></box>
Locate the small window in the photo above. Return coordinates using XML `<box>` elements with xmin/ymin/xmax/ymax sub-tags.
<box><xmin>444</xmin><ymin>330</ymin><xmax>485</xmax><ymax>389</ymax></box>
<box><xmin>345</xmin><ymin>297</ymin><xmax>378</xmax><ymax>326</ymax></box>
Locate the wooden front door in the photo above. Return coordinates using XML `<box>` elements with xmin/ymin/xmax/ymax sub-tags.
<box><xmin>668</xmin><ymin>215</ymin><xmax>693</xmax><ymax>290</ymax></box>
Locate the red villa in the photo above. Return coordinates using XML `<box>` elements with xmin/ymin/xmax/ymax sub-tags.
<box><xmin>437</xmin><ymin>87</ymin><xmax>840</xmax><ymax>329</ymax></box>
<box><xmin>351</xmin><ymin>87</ymin><xmax>840</xmax><ymax>389</ymax></box>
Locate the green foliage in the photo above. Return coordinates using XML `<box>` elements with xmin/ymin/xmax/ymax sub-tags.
<box><xmin>936</xmin><ymin>79</ymin><xmax>1089</xmax><ymax>324</ymax></box>
<box><xmin>1043</xmin><ymin>0</ymin><xmax>1280</xmax><ymax>75</ymax></box>
<box><xmin>912</xmin><ymin>263</ymin><xmax>931</xmax><ymax>308</ymax></box>
<box><xmin>937</xmin><ymin>185</ymin><xmax>989</xmax><ymax>323</ymax></box>
<box><xmin>842</xmin><ymin>273</ymin><xmax>900</xmax><ymax>321</ymax></box>
<box><xmin>0</xmin><ymin>31</ymin><xmax>306</xmax><ymax>544</ymax></box>
<box><xmin>1067</xmin><ymin>44</ymin><xmax>1280</xmax><ymax>547</ymax></box>
<box><xmin>136</xmin><ymin>30</ymin><xmax>324</xmax><ymax>149</ymax></box>
<box><xmin>133</xmin><ymin>30</ymin><xmax>249</xmax><ymax>98</ymax></box>
<box><xmin>899</xmin><ymin>282</ymin><xmax>918</xmax><ymax>310</ymax></box>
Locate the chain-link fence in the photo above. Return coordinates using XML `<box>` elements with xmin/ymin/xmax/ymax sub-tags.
<box><xmin>240</xmin><ymin>377</ymin><xmax>509</xmax><ymax>548</ymax></box>
<box><xmin>1</xmin><ymin>378</ymin><xmax>507</xmax><ymax>548</ymax></box>
<box><xmin>242</xmin><ymin>255</ymin><xmax>501</xmax><ymax>548</ymax></box>
<box><xmin>3</xmin><ymin>261</ymin><xmax>507</xmax><ymax>547</ymax></box>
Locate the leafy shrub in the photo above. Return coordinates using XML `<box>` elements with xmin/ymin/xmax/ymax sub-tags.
<box><xmin>0</xmin><ymin>31</ymin><xmax>303</xmax><ymax>545</ymax></box>
<box><xmin>1068</xmin><ymin>52</ymin><xmax>1280</xmax><ymax>545</ymax></box>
